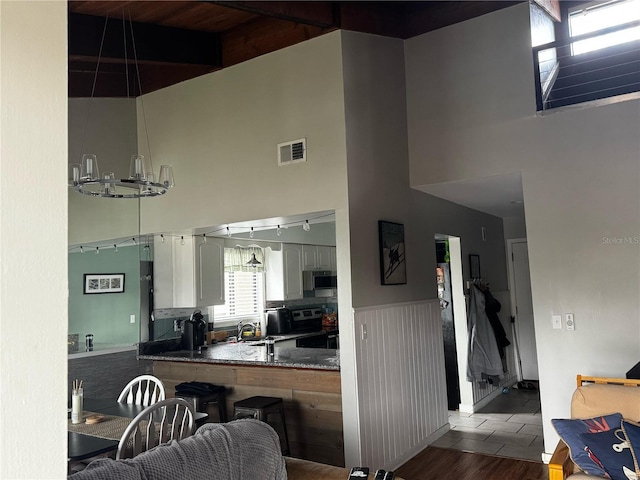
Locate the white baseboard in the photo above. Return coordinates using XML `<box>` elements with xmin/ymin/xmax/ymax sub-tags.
<box><xmin>459</xmin><ymin>374</ymin><xmax>518</xmax><ymax>413</ymax></box>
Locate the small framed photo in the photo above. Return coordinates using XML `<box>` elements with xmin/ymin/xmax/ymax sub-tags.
<box><xmin>469</xmin><ymin>254</ymin><xmax>481</xmax><ymax>279</ymax></box>
<box><xmin>378</xmin><ymin>220</ymin><xmax>406</xmax><ymax>285</ymax></box>
<box><xmin>84</xmin><ymin>273</ymin><xmax>125</xmax><ymax>294</ymax></box>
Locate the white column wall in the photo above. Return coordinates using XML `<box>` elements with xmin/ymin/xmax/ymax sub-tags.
<box><xmin>0</xmin><ymin>1</ymin><xmax>68</xmax><ymax>477</ymax></box>
<box><xmin>136</xmin><ymin>32</ymin><xmax>349</xmax><ymax>235</ymax></box>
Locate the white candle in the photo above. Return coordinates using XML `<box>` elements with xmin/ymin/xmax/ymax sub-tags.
<box><xmin>71</xmin><ymin>388</ymin><xmax>83</xmax><ymax>424</ymax></box>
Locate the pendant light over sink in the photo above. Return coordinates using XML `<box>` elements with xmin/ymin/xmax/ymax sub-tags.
<box><xmin>246</xmin><ymin>253</ymin><xmax>262</xmax><ymax>267</ymax></box>
<box><xmin>68</xmin><ymin>10</ymin><xmax>174</xmax><ymax>198</ymax></box>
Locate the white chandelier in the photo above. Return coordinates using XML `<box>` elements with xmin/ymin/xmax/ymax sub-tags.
<box><xmin>68</xmin><ymin>11</ymin><xmax>174</xmax><ymax>199</ymax></box>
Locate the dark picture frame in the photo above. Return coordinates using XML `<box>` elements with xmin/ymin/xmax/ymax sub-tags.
<box><xmin>83</xmin><ymin>273</ymin><xmax>125</xmax><ymax>294</ymax></box>
<box><xmin>469</xmin><ymin>254</ymin><xmax>481</xmax><ymax>279</ymax></box>
<box><xmin>378</xmin><ymin>221</ymin><xmax>407</xmax><ymax>285</ymax></box>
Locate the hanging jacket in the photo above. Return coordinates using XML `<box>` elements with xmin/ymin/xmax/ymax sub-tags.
<box><xmin>466</xmin><ymin>285</ymin><xmax>505</xmax><ymax>383</ymax></box>
<box><xmin>483</xmin><ymin>289</ymin><xmax>511</xmax><ymax>359</ymax></box>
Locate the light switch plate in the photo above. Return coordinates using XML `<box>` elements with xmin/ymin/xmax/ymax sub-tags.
<box><xmin>130</xmin><ymin>314</ymin><xmax>136</xmax><ymax>324</ymax></box>
<box><xmin>552</xmin><ymin>315</ymin><xmax>562</xmax><ymax>330</ymax></box>
<box><xmin>566</xmin><ymin>313</ymin><xmax>575</xmax><ymax>331</ymax></box>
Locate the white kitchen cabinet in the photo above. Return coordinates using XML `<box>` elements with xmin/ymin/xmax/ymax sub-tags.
<box><xmin>265</xmin><ymin>243</ymin><xmax>303</xmax><ymax>301</ymax></box>
<box><xmin>153</xmin><ymin>235</ymin><xmax>224</xmax><ymax>308</ymax></box>
<box><xmin>302</xmin><ymin>245</ymin><xmax>335</xmax><ymax>271</ymax></box>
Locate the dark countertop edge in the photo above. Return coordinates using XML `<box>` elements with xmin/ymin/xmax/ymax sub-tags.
<box><xmin>137</xmin><ymin>353</ymin><xmax>340</xmax><ymax>371</ymax></box>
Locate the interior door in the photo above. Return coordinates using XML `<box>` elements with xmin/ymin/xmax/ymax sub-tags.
<box><xmin>511</xmin><ymin>241</ymin><xmax>539</xmax><ymax>381</ymax></box>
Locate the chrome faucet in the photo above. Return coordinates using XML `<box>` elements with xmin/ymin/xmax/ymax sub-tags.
<box><xmin>237</xmin><ymin>319</ymin><xmax>256</xmax><ymax>340</ymax></box>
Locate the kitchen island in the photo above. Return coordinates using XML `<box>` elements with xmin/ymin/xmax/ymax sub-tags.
<box><xmin>139</xmin><ymin>342</ymin><xmax>344</xmax><ymax>466</ymax></box>
<box><xmin>139</xmin><ymin>341</ymin><xmax>339</xmax><ymax>370</ymax></box>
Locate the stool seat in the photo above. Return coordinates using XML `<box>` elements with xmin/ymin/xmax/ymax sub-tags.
<box><xmin>233</xmin><ymin>396</ymin><xmax>290</xmax><ymax>455</ymax></box>
<box><xmin>175</xmin><ymin>384</ymin><xmax>227</xmax><ymax>423</ymax></box>
<box><xmin>234</xmin><ymin>395</ymin><xmax>283</xmax><ymax>410</ymax></box>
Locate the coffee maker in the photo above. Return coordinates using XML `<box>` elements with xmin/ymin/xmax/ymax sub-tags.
<box><xmin>182</xmin><ymin>309</ymin><xmax>206</xmax><ymax>350</ymax></box>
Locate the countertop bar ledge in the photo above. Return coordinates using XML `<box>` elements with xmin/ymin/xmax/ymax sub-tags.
<box><xmin>138</xmin><ymin>342</ymin><xmax>340</xmax><ymax>371</ymax></box>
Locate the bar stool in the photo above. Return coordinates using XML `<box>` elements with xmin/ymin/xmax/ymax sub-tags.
<box><xmin>233</xmin><ymin>396</ymin><xmax>290</xmax><ymax>455</ymax></box>
<box><xmin>175</xmin><ymin>385</ymin><xmax>228</xmax><ymax>424</ymax></box>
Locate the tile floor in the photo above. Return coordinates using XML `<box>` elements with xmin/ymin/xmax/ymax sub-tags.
<box><xmin>432</xmin><ymin>386</ymin><xmax>545</xmax><ymax>462</ymax></box>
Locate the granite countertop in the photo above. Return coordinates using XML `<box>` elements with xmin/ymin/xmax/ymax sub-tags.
<box><xmin>138</xmin><ymin>341</ymin><xmax>340</xmax><ymax>371</ymax></box>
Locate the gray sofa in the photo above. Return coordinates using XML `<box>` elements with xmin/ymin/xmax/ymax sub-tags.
<box><xmin>68</xmin><ymin>419</ymin><xmax>401</xmax><ymax>480</ymax></box>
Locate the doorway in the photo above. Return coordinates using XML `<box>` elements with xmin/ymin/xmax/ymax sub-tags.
<box><xmin>436</xmin><ymin>240</ymin><xmax>460</xmax><ymax>410</ymax></box>
<box><xmin>434</xmin><ymin>235</ymin><xmax>471</xmax><ymax>411</ymax></box>
<box><xmin>507</xmin><ymin>239</ymin><xmax>539</xmax><ymax>382</ymax></box>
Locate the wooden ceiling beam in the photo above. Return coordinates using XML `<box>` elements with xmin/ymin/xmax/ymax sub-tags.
<box><xmin>208</xmin><ymin>1</ymin><xmax>336</xmax><ymax>28</ymax></box>
<box><xmin>222</xmin><ymin>15</ymin><xmax>332</xmax><ymax>67</ymax></box>
<box><xmin>69</xmin><ymin>12</ymin><xmax>222</xmax><ymax>66</ymax></box>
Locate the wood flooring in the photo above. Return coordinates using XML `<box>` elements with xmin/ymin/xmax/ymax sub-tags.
<box><xmin>395</xmin><ymin>446</ymin><xmax>549</xmax><ymax>480</ymax></box>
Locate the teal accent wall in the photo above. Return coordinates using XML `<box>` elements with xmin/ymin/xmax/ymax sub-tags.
<box><xmin>68</xmin><ymin>245</ymin><xmax>141</xmax><ymax>349</ymax></box>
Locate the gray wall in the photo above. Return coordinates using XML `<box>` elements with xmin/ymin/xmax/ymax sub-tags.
<box><xmin>405</xmin><ymin>3</ymin><xmax>640</xmax><ymax>453</ymax></box>
<box><xmin>68</xmin><ymin>98</ymin><xmax>139</xmax><ymax>246</ymax></box>
<box><xmin>68</xmin><ymin>351</ymin><xmax>153</xmax><ymax>400</ymax></box>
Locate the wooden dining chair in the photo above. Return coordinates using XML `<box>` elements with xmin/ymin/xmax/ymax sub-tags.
<box><xmin>115</xmin><ymin>397</ymin><xmax>195</xmax><ymax>460</ymax></box>
<box><xmin>117</xmin><ymin>374</ymin><xmax>166</xmax><ymax>406</ymax></box>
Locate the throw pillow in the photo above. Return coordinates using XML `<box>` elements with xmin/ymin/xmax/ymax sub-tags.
<box><xmin>621</xmin><ymin>420</ymin><xmax>640</xmax><ymax>477</ymax></box>
<box><xmin>579</xmin><ymin>429</ymin><xmax>635</xmax><ymax>480</ymax></box>
<box><xmin>552</xmin><ymin>413</ymin><xmax>623</xmax><ymax>477</ymax></box>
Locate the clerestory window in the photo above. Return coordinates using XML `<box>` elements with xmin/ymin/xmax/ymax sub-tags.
<box><xmin>569</xmin><ymin>0</ymin><xmax>640</xmax><ymax>55</ymax></box>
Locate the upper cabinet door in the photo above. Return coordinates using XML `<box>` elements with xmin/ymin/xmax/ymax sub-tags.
<box><xmin>283</xmin><ymin>243</ymin><xmax>303</xmax><ymax>300</ymax></box>
<box><xmin>195</xmin><ymin>236</ymin><xmax>224</xmax><ymax>306</ymax></box>
<box><xmin>302</xmin><ymin>245</ymin><xmax>318</xmax><ymax>270</ymax></box>
<box><xmin>316</xmin><ymin>246</ymin><xmax>333</xmax><ymax>271</ymax></box>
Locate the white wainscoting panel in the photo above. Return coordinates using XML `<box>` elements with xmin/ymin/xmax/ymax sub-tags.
<box><xmin>354</xmin><ymin>300</ymin><xmax>448</xmax><ymax>469</ymax></box>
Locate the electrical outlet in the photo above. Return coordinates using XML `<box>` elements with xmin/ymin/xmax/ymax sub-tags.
<box><xmin>552</xmin><ymin>314</ymin><xmax>562</xmax><ymax>330</ymax></box>
<box><xmin>566</xmin><ymin>313</ymin><xmax>575</xmax><ymax>331</ymax></box>
<box><xmin>130</xmin><ymin>314</ymin><xmax>136</xmax><ymax>324</ymax></box>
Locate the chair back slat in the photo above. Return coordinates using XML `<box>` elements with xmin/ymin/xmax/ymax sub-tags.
<box><xmin>116</xmin><ymin>398</ymin><xmax>195</xmax><ymax>460</ymax></box>
<box><xmin>118</xmin><ymin>375</ymin><xmax>166</xmax><ymax>407</ymax></box>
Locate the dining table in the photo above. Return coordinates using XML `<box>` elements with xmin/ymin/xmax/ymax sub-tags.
<box><xmin>67</xmin><ymin>398</ymin><xmax>207</xmax><ymax>462</ymax></box>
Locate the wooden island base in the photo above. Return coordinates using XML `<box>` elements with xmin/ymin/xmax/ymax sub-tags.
<box><xmin>153</xmin><ymin>361</ymin><xmax>345</xmax><ymax>467</ymax></box>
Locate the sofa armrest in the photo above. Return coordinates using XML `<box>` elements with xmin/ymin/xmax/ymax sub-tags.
<box><xmin>548</xmin><ymin>440</ymin><xmax>575</xmax><ymax>480</ymax></box>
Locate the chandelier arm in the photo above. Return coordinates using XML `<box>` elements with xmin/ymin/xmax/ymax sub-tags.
<box><xmin>128</xmin><ymin>10</ymin><xmax>154</xmax><ymax>167</ymax></box>
<box><xmin>80</xmin><ymin>13</ymin><xmax>110</xmax><ymax>157</ymax></box>
<box><xmin>122</xmin><ymin>10</ymin><xmax>130</xmax><ymax>99</ymax></box>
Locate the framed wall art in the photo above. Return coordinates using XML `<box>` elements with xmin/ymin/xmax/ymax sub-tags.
<box><xmin>378</xmin><ymin>220</ymin><xmax>406</xmax><ymax>285</ymax></box>
<box><xmin>83</xmin><ymin>273</ymin><xmax>125</xmax><ymax>294</ymax></box>
<box><xmin>469</xmin><ymin>254</ymin><xmax>481</xmax><ymax>279</ymax></box>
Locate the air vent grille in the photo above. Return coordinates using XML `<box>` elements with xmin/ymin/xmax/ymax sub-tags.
<box><xmin>278</xmin><ymin>138</ymin><xmax>306</xmax><ymax>166</ymax></box>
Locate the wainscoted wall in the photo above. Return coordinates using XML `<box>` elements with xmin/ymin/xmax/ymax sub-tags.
<box><xmin>68</xmin><ymin>350</ymin><xmax>153</xmax><ymax>400</ymax></box>
<box><xmin>466</xmin><ymin>290</ymin><xmax>518</xmax><ymax>412</ymax></box>
<box><xmin>354</xmin><ymin>300</ymin><xmax>448</xmax><ymax>470</ymax></box>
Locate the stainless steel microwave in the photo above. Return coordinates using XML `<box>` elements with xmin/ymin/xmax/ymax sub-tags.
<box><xmin>303</xmin><ymin>270</ymin><xmax>337</xmax><ymax>291</ymax></box>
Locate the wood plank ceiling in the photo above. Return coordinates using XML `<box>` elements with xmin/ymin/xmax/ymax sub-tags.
<box><xmin>68</xmin><ymin>1</ymin><xmax>520</xmax><ymax>98</ymax></box>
